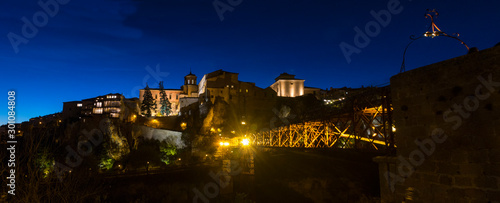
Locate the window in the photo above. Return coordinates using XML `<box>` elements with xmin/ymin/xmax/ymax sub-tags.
<box><xmin>229</xmin><ymin>95</ymin><xmax>232</xmax><ymax>100</ymax></box>
<box><xmin>246</xmin><ymin>89</ymin><xmax>248</xmax><ymax>93</ymax></box>
<box><xmin>96</xmin><ymin>102</ymin><xmax>102</xmax><ymax>107</ymax></box>
<box><xmin>220</xmin><ymin>90</ymin><xmax>222</xmax><ymax>94</ymax></box>
<box><xmin>176</xmin><ymin>94</ymin><xmax>178</xmax><ymax>99</ymax></box>
<box><xmin>169</xmin><ymin>94</ymin><xmax>172</xmax><ymax>99</ymax></box>
<box><xmin>77</xmin><ymin>103</ymin><xmax>82</xmax><ymax>107</ymax></box>
<box><xmin>93</xmin><ymin>108</ymin><xmax>103</xmax><ymax>114</ymax></box>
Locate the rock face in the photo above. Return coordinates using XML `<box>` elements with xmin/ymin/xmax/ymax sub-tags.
<box><xmin>138</xmin><ymin>126</ymin><xmax>184</xmax><ymax>149</ymax></box>
<box><xmin>103</xmin><ymin>118</ymin><xmax>130</xmax><ymax>160</ymax></box>
<box><xmin>201</xmin><ymin>97</ymin><xmax>230</xmax><ymax>134</ymax></box>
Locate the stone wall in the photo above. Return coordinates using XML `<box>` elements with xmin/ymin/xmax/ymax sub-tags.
<box><xmin>376</xmin><ymin>45</ymin><xmax>500</xmax><ymax>202</ymax></box>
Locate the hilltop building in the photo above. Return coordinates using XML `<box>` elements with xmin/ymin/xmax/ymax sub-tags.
<box><xmin>139</xmin><ymin>72</ymin><xmax>199</xmax><ymax>116</ymax></box>
<box><xmin>195</xmin><ymin>69</ymin><xmax>277</xmax><ymax>127</ymax></box>
<box><xmin>270</xmin><ymin>73</ymin><xmax>321</xmax><ymax>97</ymax></box>
<box><xmin>198</xmin><ymin>69</ymin><xmax>277</xmax><ymax>104</ymax></box>
<box><xmin>62</xmin><ymin>93</ymin><xmax>139</xmax><ymax>120</ymax></box>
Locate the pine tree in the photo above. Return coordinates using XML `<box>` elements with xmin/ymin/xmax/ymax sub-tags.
<box><xmin>141</xmin><ymin>84</ymin><xmax>157</xmax><ymax>117</ymax></box>
<box><xmin>159</xmin><ymin>81</ymin><xmax>172</xmax><ymax>116</ymax></box>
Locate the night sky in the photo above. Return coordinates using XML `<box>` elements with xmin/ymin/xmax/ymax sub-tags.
<box><xmin>2</xmin><ymin>0</ymin><xmax>499</xmax><ymax>124</ymax></box>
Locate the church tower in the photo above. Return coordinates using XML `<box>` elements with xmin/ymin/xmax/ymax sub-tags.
<box><xmin>182</xmin><ymin>71</ymin><xmax>198</xmax><ymax>97</ymax></box>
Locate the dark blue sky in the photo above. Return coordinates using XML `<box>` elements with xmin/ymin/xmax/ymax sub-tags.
<box><xmin>2</xmin><ymin>0</ymin><xmax>499</xmax><ymax>124</ymax></box>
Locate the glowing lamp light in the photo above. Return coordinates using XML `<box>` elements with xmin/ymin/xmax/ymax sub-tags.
<box><xmin>242</xmin><ymin>139</ymin><xmax>250</xmax><ymax>146</ymax></box>
<box><xmin>392</xmin><ymin>127</ymin><xmax>396</xmax><ymax>132</ymax></box>
<box><xmin>241</xmin><ymin>121</ymin><xmax>246</xmax><ymax>125</ymax></box>
<box><xmin>219</xmin><ymin>142</ymin><xmax>224</xmax><ymax>146</ymax></box>
<box><xmin>223</xmin><ymin>142</ymin><xmax>230</xmax><ymax>146</ymax></box>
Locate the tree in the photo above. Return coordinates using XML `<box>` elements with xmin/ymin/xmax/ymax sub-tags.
<box><xmin>158</xmin><ymin>81</ymin><xmax>172</xmax><ymax>116</ymax></box>
<box><xmin>141</xmin><ymin>84</ymin><xmax>157</xmax><ymax>117</ymax></box>
<box><xmin>0</xmin><ymin>122</ymin><xmax>104</xmax><ymax>202</ymax></box>
<box><xmin>159</xmin><ymin>141</ymin><xmax>177</xmax><ymax>165</ymax></box>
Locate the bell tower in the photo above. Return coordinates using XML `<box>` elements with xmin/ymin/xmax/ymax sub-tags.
<box><xmin>182</xmin><ymin>71</ymin><xmax>198</xmax><ymax>97</ymax></box>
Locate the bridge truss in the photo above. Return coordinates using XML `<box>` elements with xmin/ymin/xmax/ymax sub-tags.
<box><xmin>252</xmin><ymin>86</ymin><xmax>396</xmax><ymax>152</ymax></box>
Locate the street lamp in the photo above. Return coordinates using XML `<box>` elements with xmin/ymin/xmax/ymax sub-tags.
<box><xmin>241</xmin><ymin>138</ymin><xmax>250</xmax><ymax>146</ymax></box>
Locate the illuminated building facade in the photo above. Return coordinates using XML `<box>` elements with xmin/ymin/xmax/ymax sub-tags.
<box><xmin>197</xmin><ymin>69</ymin><xmax>277</xmax><ymax>124</ymax></box>
<box><xmin>139</xmin><ymin>72</ymin><xmax>199</xmax><ymax>116</ymax></box>
<box><xmin>198</xmin><ymin>69</ymin><xmax>277</xmax><ymax>105</ymax></box>
<box><xmin>270</xmin><ymin>73</ymin><xmax>321</xmax><ymax>97</ymax></box>
<box><xmin>62</xmin><ymin>93</ymin><xmax>137</xmax><ymax>120</ymax></box>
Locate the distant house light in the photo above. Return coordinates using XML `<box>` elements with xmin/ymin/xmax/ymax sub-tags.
<box><xmin>77</xmin><ymin>103</ymin><xmax>82</xmax><ymax>107</ymax></box>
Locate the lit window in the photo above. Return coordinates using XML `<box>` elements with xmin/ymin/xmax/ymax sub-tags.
<box><xmin>96</xmin><ymin>102</ymin><xmax>102</xmax><ymax>107</ymax></box>
<box><xmin>77</xmin><ymin>103</ymin><xmax>82</xmax><ymax>107</ymax></box>
<box><xmin>93</xmin><ymin>108</ymin><xmax>103</xmax><ymax>114</ymax></box>
<box><xmin>246</xmin><ymin>89</ymin><xmax>248</xmax><ymax>93</ymax></box>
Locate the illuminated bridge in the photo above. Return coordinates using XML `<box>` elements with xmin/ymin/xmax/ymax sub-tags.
<box><xmin>251</xmin><ymin>86</ymin><xmax>396</xmax><ymax>152</ymax></box>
